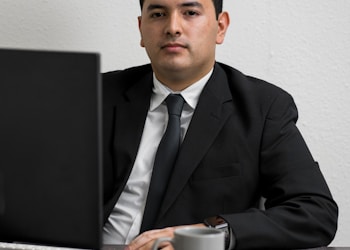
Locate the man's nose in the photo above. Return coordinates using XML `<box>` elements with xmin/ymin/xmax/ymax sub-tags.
<box><xmin>165</xmin><ymin>13</ymin><xmax>182</xmax><ymax>37</ymax></box>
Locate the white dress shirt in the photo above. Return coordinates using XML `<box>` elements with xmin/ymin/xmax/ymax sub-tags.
<box><xmin>102</xmin><ymin>69</ymin><xmax>213</xmax><ymax>244</ymax></box>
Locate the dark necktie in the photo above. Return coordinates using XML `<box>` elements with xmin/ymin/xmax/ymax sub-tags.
<box><xmin>140</xmin><ymin>94</ymin><xmax>185</xmax><ymax>232</ymax></box>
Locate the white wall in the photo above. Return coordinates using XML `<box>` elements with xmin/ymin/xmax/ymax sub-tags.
<box><xmin>1</xmin><ymin>0</ymin><xmax>349</xmax><ymax>247</ymax></box>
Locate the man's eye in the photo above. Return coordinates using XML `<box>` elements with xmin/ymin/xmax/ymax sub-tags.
<box><xmin>184</xmin><ymin>10</ymin><xmax>199</xmax><ymax>16</ymax></box>
<box><xmin>151</xmin><ymin>12</ymin><xmax>165</xmax><ymax>18</ymax></box>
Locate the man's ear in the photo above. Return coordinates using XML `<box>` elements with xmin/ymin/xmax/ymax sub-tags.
<box><xmin>138</xmin><ymin>16</ymin><xmax>145</xmax><ymax>47</ymax></box>
<box><xmin>216</xmin><ymin>12</ymin><xmax>230</xmax><ymax>45</ymax></box>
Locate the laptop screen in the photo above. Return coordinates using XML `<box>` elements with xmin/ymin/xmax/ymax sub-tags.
<box><xmin>0</xmin><ymin>48</ymin><xmax>103</xmax><ymax>249</ymax></box>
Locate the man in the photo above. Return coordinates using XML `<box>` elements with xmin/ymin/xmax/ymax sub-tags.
<box><xmin>102</xmin><ymin>0</ymin><xmax>338</xmax><ymax>249</ymax></box>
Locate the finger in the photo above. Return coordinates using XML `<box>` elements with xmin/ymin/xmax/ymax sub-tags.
<box><xmin>155</xmin><ymin>240</ymin><xmax>172</xmax><ymax>249</ymax></box>
<box><xmin>128</xmin><ymin>224</ymin><xmax>204</xmax><ymax>250</ymax></box>
<box><xmin>128</xmin><ymin>228</ymin><xmax>174</xmax><ymax>250</ymax></box>
<box><xmin>159</xmin><ymin>245</ymin><xmax>174</xmax><ymax>250</ymax></box>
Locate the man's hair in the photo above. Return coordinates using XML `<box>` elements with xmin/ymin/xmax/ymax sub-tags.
<box><xmin>139</xmin><ymin>0</ymin><xmax>223</xmax><ymax>19</ymax></box>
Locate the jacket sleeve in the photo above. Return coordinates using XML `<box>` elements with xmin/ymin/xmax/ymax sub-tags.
<box><xmin>221</xmin><ymin>92</ymin><xmax>338</xmax><ymax>249</ymax></box>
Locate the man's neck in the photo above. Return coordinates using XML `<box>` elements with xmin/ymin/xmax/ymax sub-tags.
<box><xmin>153</xmin><ymin>65</ymin><xmax>215</xmax><ymax>92</ymax></box>
<box><xmin>154</xmin><ymin>67</ymin><xmax>214</xmax><ymax>92</ymax></box>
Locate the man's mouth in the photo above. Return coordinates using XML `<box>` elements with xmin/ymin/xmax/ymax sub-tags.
<box><xmin>161</xmin><ymin>42</ymin><xmax>187</xmax><ymax>52</ymax></box>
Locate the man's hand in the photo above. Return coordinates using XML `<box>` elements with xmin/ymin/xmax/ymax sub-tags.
<box><xmin>127</xmin><ymin>223</ymin><xmax>205</xmax><ymax>250</ymax></box>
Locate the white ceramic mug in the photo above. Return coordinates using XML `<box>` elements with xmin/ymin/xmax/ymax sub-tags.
<box><xmin>152</xmin><ymin>227</ymin><xmax>225</xmax><ymax>250</ymax></box>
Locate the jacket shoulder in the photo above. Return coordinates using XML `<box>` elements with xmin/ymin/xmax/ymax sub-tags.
<box><xmin>102</xmin><ymin>64</ymin><xmax>152</xmax><ymax>101</ymax></box>
<box><xmin>217</xmin><ymin>62</ymin><xmax>287</xmax><ymax>96</ymax></box>
<box><xmin>216</xmin><ymin>62</ymin><xmax>296</xmax><ymax>121</ymax></box>
<box><xmin>103</xmin><ymin>64</ymin><xmax>152</xmax><ymax>85</ymax></box>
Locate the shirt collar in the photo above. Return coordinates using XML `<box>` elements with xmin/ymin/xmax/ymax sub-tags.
<box><xmin>150</xmin><ymin>68</ymin><xmax>213</xmax><ymax>111</ymax></box>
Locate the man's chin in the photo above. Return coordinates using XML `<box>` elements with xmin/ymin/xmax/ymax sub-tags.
<box><xmin>157</xmin><ymin>62</ymin><xmax>189</xmax><ymax>73</ymax></box>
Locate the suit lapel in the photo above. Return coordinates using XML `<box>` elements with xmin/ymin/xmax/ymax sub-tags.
<box><xmin>114</xmin><ymin>72</ymin><xmax>153</xmax><ymax>183</ymax></box>
<box><xmin>158</xmin><ymin>64</ymin><xmax>234</xmax><ymax>220</ymax></box>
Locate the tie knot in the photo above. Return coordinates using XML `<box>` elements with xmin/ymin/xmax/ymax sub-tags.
<box><xmin>166</xmin><ymin>94</ymin><xmax>184</xmax><ymax>116</ymax></box>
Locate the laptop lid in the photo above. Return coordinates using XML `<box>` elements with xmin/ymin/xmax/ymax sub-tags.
<box><xmin>0</xmin><ymin>48</ymin><xmax>103</xmax><ymax>249</ymax></box>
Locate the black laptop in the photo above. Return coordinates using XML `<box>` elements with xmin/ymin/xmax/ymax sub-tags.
<box><xmin>0</xmin><ymin>48</ymin><xmax>103</xmax><ymax>249</ymax></box>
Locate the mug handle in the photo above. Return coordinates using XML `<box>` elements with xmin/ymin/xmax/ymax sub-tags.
<box><xmin>152</xmin><ymin>237</ymin><xmax>173</xmax><ymax>250</ymax></box>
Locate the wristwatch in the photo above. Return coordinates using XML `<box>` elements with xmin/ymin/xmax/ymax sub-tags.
<box><xmin>204</xmin><ymin>216</ymin><xmax>231</xmax><ymax>249</ymax></box>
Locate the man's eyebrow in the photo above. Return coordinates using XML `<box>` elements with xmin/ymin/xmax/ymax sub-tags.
<box><xmin>146</xmin><ymin>4</ymin><xmax>165</xmax><ymax>12</ymax></box>
<box><xmin>146</xmin><ymin>2</ymin><xmax>203</xmax><ymax>12</ymax></box>
<box><xmin>181</xmin><ymin>2</ymin><xmax>203</xmax><ymax>8</ymax></box>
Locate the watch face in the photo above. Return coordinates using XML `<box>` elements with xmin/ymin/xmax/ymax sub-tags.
<box><xmin>204</xmin><ymin>216</ymin><xmax>228</xmax><ymax>228</ymax></box>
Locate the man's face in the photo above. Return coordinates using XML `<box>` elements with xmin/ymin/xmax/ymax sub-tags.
<box><xmin>138</xmin><ymin>0</ymin><xmax>228</xmax><ymax>88</ymax></box>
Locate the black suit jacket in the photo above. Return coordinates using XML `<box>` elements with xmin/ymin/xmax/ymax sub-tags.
<box><xmin>102</xmin><ymin>63</ymin><xmax>338</xmax><ymax>249</ymax></box>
